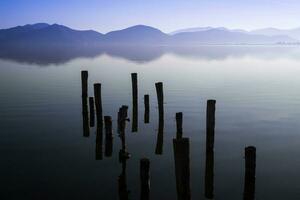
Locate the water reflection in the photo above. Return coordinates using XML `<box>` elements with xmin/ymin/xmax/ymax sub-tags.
<box><xmin>2</xmin><ymin>45</ymin><xmax>300</xmax><ymax>65</ymax></box>
<box><xmin>205</xmin><ymin>100</ymin><xmax>216</xmax><ymax>199</ymax></box>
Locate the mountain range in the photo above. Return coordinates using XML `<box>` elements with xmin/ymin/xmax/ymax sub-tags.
<box><xmin>0</xmin><ymin>23</ymin><xmax>299</xmax><ymax>47</ymax></box>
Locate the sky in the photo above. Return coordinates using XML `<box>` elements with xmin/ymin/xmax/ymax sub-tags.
<box><xmin>1</xmin><ymin>0</ymin><xmax>300</xmax><ymax>33</ymax></box>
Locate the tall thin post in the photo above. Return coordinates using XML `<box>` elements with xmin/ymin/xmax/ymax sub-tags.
<box><xmin>176</xmin><ymin>112</ymin><xmax>183</xmax><ymax>139</ymax></box>
<box><xmin>243</xmin><ymin>146</ymin><xmax>256</xmax><ymax>200</ymax></box>
<box><xmin>140</xmin><ymin>158</ymin><xmax>150</xmax><ymax>200</ymax></box>
<box><xmin>155</xmin><ymin>82</ymin><xmax>164</xmax><ymax>121</ymax></box>
<box><xmin>81</xmin><ymin>71</ymin><xmax>89</xmax><ymax>137</ymax></box>
<box><xmin>81</xmin><ymin>71</ymin><xmax>88</xmax><ymax>98</ymax></box>
<box><xmin>205</xmin><ymin>99</ymin><xmax>216</xmax><ymax>199</ymax></box>
<box><xmin>144</xmin><ymin>94</ymin><xmax>150</xmax><ymax>123</ymax></box>
<box><xmin>94</xmin><ymin>83</ymin><xmax>103</xmax><ymax>125</ymax></box>
<box><xmin>131</xmin><ymin>73</ymin><xmax>138</xmax><ymax>132</ymax></box>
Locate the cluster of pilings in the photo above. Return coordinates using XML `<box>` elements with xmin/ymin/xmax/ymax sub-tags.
<box><xmin>81</xmin><ymin>71</ymin><xmax>256</xmax><ymax>200</ymax></box>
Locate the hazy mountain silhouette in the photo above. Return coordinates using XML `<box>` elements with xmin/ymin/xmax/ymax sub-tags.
<box><xmin>170</xmin><ymin>27</ymin><xmax>247</xmax><ymax>35</ymax></box>
<box><xmin>0</xmin><ymin>23</ymin><xmax>103</xmax><ymax>46</ymax></box>
<box><xmin>251</xmin><ymin>27</ymin><xmax>300</xmax><ymax>40</ymax></box>
<box><xmin>0</xmin><ymin>23</ymin><xmax>297</xmax><ymax>47</ymax></box>
<box><xmin>170</xmin><ymin>29</ymin><xmax>297</xmax><ymax>45</ymax></box>
<box><xmin>103</xmin><ymin>25</ymin><xmax>169</xmax><ymax>45</ymax></box>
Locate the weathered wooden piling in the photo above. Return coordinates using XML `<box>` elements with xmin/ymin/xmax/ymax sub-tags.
<box><xmin>243</xmin><ymin>146</ymin><xmax>256</xmax><ymax>200</ymax></box>
<box><xmin>155</xmin><ymin>82</ymin><xmax>164</xmax><ymax>121</ymax></box>
<box><xmin>104</xmin><ymin>116</ymin><xmax>113</xmax><ymax>157</ymax></box>
<box><xmin>81</xmin><ymin>71</ymin><xmax>88</xmax><ymax>98</ymax></box>
<box><xmin>144</xmin><ymin>94</ymin><xmax>150</xmax><ymax>123</ymax></box>
<box><xmin>82</xmin><ymin>97</ymin><xmax>89</xmax><ymax>137</ymax></box>
<box><xmin>131</xmin><ymin>73</ymin><xmax>138</xmax><ymax>132</ymax></box>
<box><xmin>118</xmin><ymin>106</ymin><xmax>130</xmax><ymax>200</ymax></box>
<box><xmin>95</xmin><ymin>124</ymin><xmax>103</xmax><ymax>160</ymax></box>
<box><xmin>205</xmin><ymin>99</ymin><xmax>216</xmax><ymax>199</ymax></box>
<box><xmin>140</xmin><ymin>158</ymin><xmax>150</xmax><ymax>200</ymax></box>
<box><xmin>176</xmin><ymin>112</ymin><xmax>183</xmax><ymax>139</ymax></box>
<box><xmin>89</xmin><ymin>97</ymin><xmax>95</xmax><ymax>127</ymax></box>
<box><xmin>173</xmin><ymin>138</ymin><xmax>191</xmax><ymax>200</ymax></box>
<box><xmin>94</xmin><ymin>83</ymin><xmax>103</xmax><ymax>125</ymax></box>
<box><xmin>118</xmin><ymin>105</ymin><xmax>130</xmax><ymax>158</ymax></box>
<box><xmin>206</xmin><ymin>100</ymin><xmax>216</xmax><ymax>150</ymax></box>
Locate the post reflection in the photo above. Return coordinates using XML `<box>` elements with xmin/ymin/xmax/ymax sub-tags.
<box><xmin>205</xmin><ymin>100</ymin><xmax>216</xmax><ymax>199</ymax></box>
<box><xmin>118</xmin><ymin>105</ymin><xmax>130</xmax><ymax>200</ymax></box>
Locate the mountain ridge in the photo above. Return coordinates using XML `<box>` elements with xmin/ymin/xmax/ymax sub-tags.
<box><xmin>0</xmin><ymin>23</ymin><xmax>298</xmax><ymax>46</ymax></box>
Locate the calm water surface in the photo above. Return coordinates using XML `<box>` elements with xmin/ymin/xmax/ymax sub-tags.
<box><xmin>1</xmin><ymin>46</ymin><xmax>300</xmax><ymax>199</ymax></box>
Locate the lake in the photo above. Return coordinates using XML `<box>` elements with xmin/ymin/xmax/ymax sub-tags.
<box><xmin>1</xmin><ymin>45</ymin><xmax>300</xmax><ymax>200</ymax></box>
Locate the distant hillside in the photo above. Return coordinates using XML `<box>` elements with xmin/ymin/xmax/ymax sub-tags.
<box><xmin>170</xmin><ymin>29</ymin><xmax>297</xmax><ymax>45</ymax></box>
<box><xmin>0</xmin><ymin>23</ymin><xmax>104</xmax><ymax>46</ymax></box>
<box><xmin>170</xmin><ymin>27</ymin><xmax>247</xmax><ymax>35</ymax></box>
<box><xmin>251</xmin><ymin>28</ymin><xmax>300</xmax><ymax>40</ymax></box>
<box><xmin>0</xmin><ymin>23</ymin><xmax>298</xmax><ymax>47</ymax></box>
<box><xmin>103</xmin><ymin>25</ymin><xmax>169</xmax><ymax>45</ymax></box>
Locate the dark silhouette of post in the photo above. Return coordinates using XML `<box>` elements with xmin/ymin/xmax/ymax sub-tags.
<box><xmin>243</xmin><ymin>146</ymin><xmax>256</xmax><ymax>200</ymax></box>
<box><xmin>118</xmin><ymin>105</ymin><xmax>130</xmax><ymax>157</ymax></box>
<box><xmin>81</xmin><ymin>71</ymin><xmax>89</xmax><ymax>137</ymax></box>
<box><xmin>89</xmin><ymin>97</ymin><xmax>95</xmax><ymax>127</ymax></box>
<box><xmin>118</xmin><ymin>105</ymin><xmax>130</xmax><ymax>200</ymax></box>
<box><xmin>140</xmin><ymin>158</ymin><xmax>150</xmax><ymax>200</ymax></box>
<box><xmin>95</xmin><ymin>124</ymin><xmax>103</xmax><ymax>160</ymax></box>
<box><xmin>131</xmin><ymin>73</ymin><xmax>138</xmax><ymax>132</ymax></box>
<box><xmin>155</xmin><ymin>82</ymin><xmax>164</xmax><ymax>122</ymax></box>
<box><xmin>94</xmin><ymin>83</ymin><xmax>103</xmax><ymax>125</ymax></box>
<box><xmin>176</xmin><ymin>112</ymin><xmax>183</xmax><ymax>139</ymax></box>
<box><xmin>104</xmin><ymin>116</ymin><xmax>113</xmax><ymax>157</ymax></box>
<box><xmin>144</xmin><ymin>94</ymin><xmax>150</xmax><ymax>123</ymax></box>
<box><xmin>173</xmin><ymin>138</ymin><xmax>191</xmax><ymax>200</ymax></box>
<box><xmin>82</xmin><ymin>97</ymin><xmax>89</xmax><ymax>137</ymax></box>
<box><xmin>155</xmin><ymin>82</ymin><xmax>164</xmax><ymax>155</ymax></box>
<box><xmin>205</xmin><ymin>100</ymin><xmax>216</xmax><ymax>199</ymax></box>
<box><xmin>81</xmin><ymin>71</ymin><xmax>88</xmax><ymax>98</ymax></box>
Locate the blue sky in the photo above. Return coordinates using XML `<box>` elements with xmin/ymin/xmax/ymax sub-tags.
<box><xmin>1</xmin><ymin>0</ymin><xmax>300</xmax><ymax>33</ymax></box>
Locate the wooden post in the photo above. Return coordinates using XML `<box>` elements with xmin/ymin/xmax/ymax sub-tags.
<box><xmin>176</xmin><ymin>112</ymin><xmax>183</xmax><ymax>139</ymax></box>
<box><xmin>81</xmin><ymin>71</ymin><xmax>88</xmax><ymax>98</ymax></box>
<box><xmin>173</xmin><ymin>138</ymin><xmax>191</xmax><ymax>200</ymax></box>
<box><xmin>144</xmin><ymin>94</ymin><xmax>150</xmax><ymax>123</ymax></box>
<box><xmin>131</xmin><ymin>73</ymin><xmax>138</xmax><ymax>132</ymax></box>
<box><xmin>206</xmin><ymin>100</ymin><xmax>216</xmax><ymax>150</ymax></box>
<box><xmin>118</xmin><ymin>106</ymin><xmax>130</xmax><ymax>158</ymax></box>
<box><xmin>81</xmin><ymin>71</ymin><xmax>89</xmax><ymax>137</ymax></box>
<box><xmin>243</xmin><ymin>146</ymin><xmax>256</xmax><ymax>200</ymax></box>
<box><xmin>155</xmin><ymin>82</ymin><xmax>164</xmax><ymax>121</ymax></box>
<box><xmin>89</xmin><ymin>97</ymin><xmax>95</xmax><ymax>127</ymax></box>
<box><xmin>94</xmin><ymin>83</ymin><xmax>103</xmax><ymax>125</ymax></box>
<box><xmin>104</xmin><ymin>116</ymin><xmax>113</xmax><ymax>157</ymax></box>
<box><xmin>205</xmin><ymin>99</ymin><xmax>216</xmax><ymax>199</ymax></box>
<box><xmin>140</xmin><ymin>158</ymin><xmax>150</xmax><ymax>200</ymax></box>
